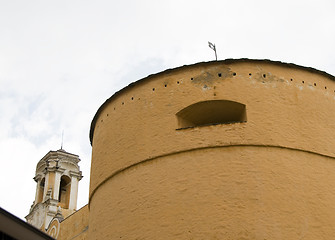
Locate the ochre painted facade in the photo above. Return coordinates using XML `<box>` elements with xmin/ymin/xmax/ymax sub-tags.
<box><xmin>57</xmin><ymin>59</ymin><xmax>335</xmax><ymax>239</ymax></box>
<box><xmin>58</xmin><ymin>205</ymin><xmax>89</xmax><ymax>240</ymax></box>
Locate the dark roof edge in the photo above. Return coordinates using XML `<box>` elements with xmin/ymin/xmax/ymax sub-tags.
<box><xmin>0</xmin><ymin>207</ymin><xmax>55</xmax><ymax>240</ymax></box>
<box><xmin>89</xmin><ymin>58</ymin><xmax>335</xmax><ymax>145</ymax></box>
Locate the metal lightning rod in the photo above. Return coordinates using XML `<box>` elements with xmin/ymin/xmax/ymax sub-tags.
<box><xmin>208</xmin><ymin>41</ymin><xmax>217</xmax><ymax>61</ymax></box>
<box><xmin>61</xmin><ymin>130</ymin><xmax>64</xmax><ymax>150</ymax></box>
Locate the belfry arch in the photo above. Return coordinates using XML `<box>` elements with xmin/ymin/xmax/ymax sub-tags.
<box><xmin>58</xmin><ymin>175</ymin><xmax>71</xmax><ymax>209</ymax></box>
<box><xmin>37</xmin><ymin>177</ymin><xmax>45</xmax><ymax>204</ymax></box>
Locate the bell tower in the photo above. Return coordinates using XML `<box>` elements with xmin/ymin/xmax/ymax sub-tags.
<box><xmin>25</xmin><ymin>149</ymin><xmax>83</xmax><ymax>231</ymax></box>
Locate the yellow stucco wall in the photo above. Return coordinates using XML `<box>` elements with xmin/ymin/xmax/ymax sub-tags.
<box><xmin>88</xmin><ymin>60</ymin><xmax>335</xmax><ymax>239</ymax></box>
<box><xmin>58</xmin><ymin>205</ymin><xmax>89</xmax><ymax>240</ymax></box>
<box><xmin>48</xmin><ymin>172</ymin><xmax>55</xmax><ymax>192</ymax></box>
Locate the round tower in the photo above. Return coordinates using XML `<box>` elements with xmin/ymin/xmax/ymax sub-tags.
<box><xmin>26</xmin><ymin>149</ymin><xmax>82</xmax><ymax>231</ymax></box>
<box><xmin>88</xmin><ymin>59</ymin><xmax>335</xmax><ymax>239</ymax></box>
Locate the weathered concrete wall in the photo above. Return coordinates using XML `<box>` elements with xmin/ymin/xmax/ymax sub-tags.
<box><xmin>58</xmin><ymin>205</ymin><xmax>89</xmax><ymax>240</ymax></box>
<box><xmin>88</xmin><ymin>60</ymin><xmax>335</xmax><ymax>239</ymax></box>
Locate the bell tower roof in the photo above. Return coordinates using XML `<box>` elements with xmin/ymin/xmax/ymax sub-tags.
<box><xmin>35</xmin><ymin>149</ymin><xmax>81</xmax><ymax>178</ymax></box>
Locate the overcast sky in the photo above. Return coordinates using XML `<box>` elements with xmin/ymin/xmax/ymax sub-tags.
<box><xmin>0</xmin><ymin>0</ymin><xmax>334</xmax><ymax>220</ymax></box>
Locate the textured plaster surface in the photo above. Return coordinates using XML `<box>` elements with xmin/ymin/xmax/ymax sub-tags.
<box><xmin>88</xmin><ymin>60</ymin><xmax>335</xmax><ymax>239</ymax></box>
<box><xmin>90</xmin><ymin>147</ymin><xmax>335</xmax><ymax>239</ymax></box>
<box><xmin>58</xmin><ymin>205</ymin><xmax>89</xmax><ymax>240</ymax></box>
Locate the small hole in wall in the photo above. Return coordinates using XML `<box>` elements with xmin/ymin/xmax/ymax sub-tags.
<box><xmin>191</xmin><ymin>77</ymin><xmax>193</xmax><ymax>81</ymax></box>
<box><xmin>314</xmin><ymin>83</ymin><xmax>316</xmax><ymax>86</ymax></box>
<box><xmin>302</xmin><ymin>81</ymin><xmax>305</xmax><ymax>84</ymax></box>
<box><xmin>233</xmin><ymin>72</ymin><xmax>236</xmax><ymax>76</ymax></box>
<box><xmin>122</xmin><ymin>102</ymin><xmax>124</xmax><ymax>105</ymax></box>
<box><xmin>249</xmin><ymin>73</ymin><xmax>252</xmax><ymax>76</ymax></box>
<box><xmin>325</xmin><ymin>86</ymin><xmax>327</xmax><ymax>89</ymax></box>
<box><xmin>107</xmin><ymin>114</ymin><xmax>109</xmax><ymax>116</ymax></box>
<box><xmin>290</xmin><ymin>78</ymin><xmax>293</xmax><ymax>81</ymax></box>
<box><xmin>152</xmin><ymin>88</ymin><xmax>155</xmax><ymax>91</ymax></box>
<box><xmin>218</xmin><ymin>73</ymin><xmax>222</xmax><ymax>77</ymax></box>
<box><xmin>131</xmin><ymin>97</ymin><xmax>134</xmax><ymax>100</ymax></box>
<box><xmin>177</xmin><ymin>81</ymin><xmax>180</xmax><ymax>84</ymax></box>
<box><xmin>263</xmin><ymin>74</ymin><xmax>266</xmax><ymax>78</ymax></box>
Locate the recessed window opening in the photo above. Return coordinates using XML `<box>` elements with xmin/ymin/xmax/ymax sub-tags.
<box><xmin>176</xmin><ymin>100</ymin><xmax>247</xmax><ymax>129</ymax></box>
<box><xmin>58</xmin><ymin>175</ymin><xmax>71</xmax><ymax>209</ymax></box>
<box><xmin>37</xmin><ymin>178</ymin><xmax>45</xmax><ymax>203</ymax></box>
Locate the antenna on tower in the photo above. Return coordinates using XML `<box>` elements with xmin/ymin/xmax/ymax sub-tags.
<box><xmin>208</xmin><ymin>41</ymin><xmax>217</xmax><ymax>61</ymax></box>
<box><xmin>61</xmin><ymin>130</ymin><xmax>64</xmax><ymax>150</ymax></box>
